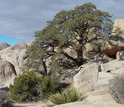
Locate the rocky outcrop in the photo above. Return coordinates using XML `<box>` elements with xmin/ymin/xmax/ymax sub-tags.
<box><xmin>63</xmin><ymin>46</ymin><xmax>77</xmax><ymax>58</ymax></box>
<box><xmin>72</xmin><ymin>60</ymin><xmax>124</xmax><ymax>107</ymax></box>
<box><xmin>0</xmin><ymin>42</ymin><xmax>29</xmax><ymax>87</ymax></box>
<box><xmin>116</xmin><ymin>50</ymin><xmax>124</xmax><ymax>60</ymax></box>
<box><xmin>55</xmin><ymin>101</ymin><xmax>124</xmax><ymax>107</ymax></box>
<box><xmin>101</xmin><ymin>60</ymin><xmax>124</xmax><ymax>72</ymax></box>
<box><xmin>0</xmin><ymin>43</ymin><xmax>10</xmax><ymax>51</ymax></box>
<box><xmin>74</xmin><ymin>60</ymin><xmax>124</xmax><ymax>94</ymax></box>
<box><xmin>10</xmin><ymin>42</ymin><xmax>27</xmax><ymax>50</ymax></box>
<box><xmin>102</xmin><ymin>18</ymin><xmax>124</xmax><ymax>58</ymax></box>
<box><xmin>101</xmin><ymin>35</ymin><xmax>124</xmax><ymax>60</ymax></box>
<box><xmin>0</xmin><ymin>60</ymin><xmax>16</xmax><ymax>87</ymax></box>
<box><xmin>74</xmin><ymin>63</ymin><xmax>100</xmax><ymax>94</ymax></box>
<box><xmin>61</xmin><ymin>69</ymin><xmax>78</xmax><ymax>84</ymax></box>
<box><xmin>113</xmin><ymin>18</ymin><xmax>124</xmax><ymax>34</ymax></box>
<box><xmin>84</xmin><ymin>43</ymin><xmax>94</xmax><ymax>52</ymax></box>
<box><xmin>0</xmin><ymin>43</ymin><xmax>28</xmax><ymax>75</ymax></box>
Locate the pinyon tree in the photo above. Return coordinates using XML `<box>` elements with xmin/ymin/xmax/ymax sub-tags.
<box><xmin>26</xmin><ymin>2</ymin><xmax>113</xmax><ymax>75</ymax></box>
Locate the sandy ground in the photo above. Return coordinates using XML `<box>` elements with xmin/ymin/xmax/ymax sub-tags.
<box><xmin>14</xmin><ymin>103</ymin><xmax>45</xmax><ymax>107</ymax></box>
<box><xmin>14</xmin><ymin>101</ymin><xmax>53</xmax><ymax>107</ymax></box>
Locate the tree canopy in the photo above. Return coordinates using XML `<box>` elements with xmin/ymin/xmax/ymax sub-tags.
<box><xmin>25</xmin><ymin>2</ymin><xmax>113</xmax><ymax>75</ymax></box>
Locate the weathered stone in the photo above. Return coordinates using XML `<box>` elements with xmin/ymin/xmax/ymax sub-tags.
<box><xmin>102</xmin><ymin>35</ymin><xmax>124</xmax><ymax>56</ymax></box>
<box><xmin>102</xmin><ymin>42</ymin><xmax>119</xmax><ymax>56</ymax></box>
<box><xmin>0</xmin><ymin>60</ymin><xmax>16</xmax><ymax>78</ymax></box>
<box><xmin>26</xmin><ymin>42</ymin><xmax>33</xmax><ymax>47</ymax></box>
<box><xmin>0</xmin><ymin>43</ymin><xmax>10</xmax><ymax>51</ymax></box>
<box><xmin>11</xmin><ymin>42</ymin><xmax>27</xmax><ymax>50</ymax></box>
<box><xmin>83</xmin><ymin>52</ymin><xmax>96</xmax><ymax>60</ymax></box>
<box><xmin>116</xmin><ymin>50</ymin><xmax>124</xmax><ymax>60</ymax></box>
<box><xmin>74</xmin><ymin>63</ymin><xmax>100</xmax><ymax>94</ymax></box>
<box><xmin>101</xmin><ymin>60</ymin><xmax>124</xmax><ymax>72</ymax></box>
<box><xmin>0</xmin><ymin>60</ymin><xmax>16</xmax><ymax>87</ymax></box>
<box><xmin>112</xmin><ymin>66</ymin><xmax>124</xmax><ymax>74</ymax></box>
<box><xmin>93</xmin><ymin>72</ymin><xmax>114</xmax><ymax>91</ymax></box>
<box><xmin>18</xmin><ymin>49</ymin><xmax>28</xmax><ymax>68</ymax></box>
<box><xmin>0</xmin><ymin>43</ymin><xmax>28</xmax><ymax>75</ymax></box>
<box><xmin>54</xmin><ymin>100</ymin><xmax>124</xmax><ymax>107</ymax></box>
<box><xmin>61</xmin><ymin>69</ymin><xmax>78</xmax><ymax>84</ymax></box>
<box><xmin>84</xmin><ymin>43</ymin><xmax>94</xmax><ymax>52</ymax></box>
<box><xmin>63</xmin><ymin>46</ymin><xmax>77</xmax><ymax>58</ymax></box>
<box><xmin>45</xmin><ymin>56</ymin><xmax>52</xmax><ymax>74</ymax></box>
<box><xmin>113</xmin><ymin>18</ymin><xmax>124</xmax><ymax>34</ymax></box>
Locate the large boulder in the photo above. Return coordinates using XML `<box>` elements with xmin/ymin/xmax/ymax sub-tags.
<box><xmin>0</xmin><ymin>43</ymin><xmax>10</xmax><ymax>51</ymax></box>
<box><xmin>84</xmin><ymin>43</ymin><xmax>94</xmax><ymax>52</ymax></box>
<box><xmin>74</xmin><ymin>63</ymin><xmax>100</xmax><ymax>94</ymax></box>
<box><xmin>63</xmin><ymin>46</ymin><xmax>77</xmax><ymax>58</ymax></box>
<box><xmin>0</xmin><ymin>60</ymin><xmax>16</xmax><ymax>87</ymax></box>
<box><xmin>10</xmin><ymin>42</ymin><xmax>27</xmax><ymax>50</ymax></box>
<box><xmin>0</xmin><ymin>43</ymin><xmax>28</xmax><ymax>75</ymax></box>
<box><xmin>112</xmin><ymin>66</ymin><xmax>124</xmax><ymax>74</ymax></box>
<box><xmin>93</xmin><ymin>72</ymin><xmax>114</xmax><ymax>90</ymax></box>
<box><xmin>102</xmin><ymin>18</ymin><xmax>124</xmax><ymax>56</ymax></box>
<box><xmin>101</xmin><ymin>60</ymin><xmax>124</xmax><ymax>72</ymax></box>
<box><xmin>113</xmin><ymin>18</ymin><xmax>124</xmax><ymax>34</ymax></box>
<box><xmin>54</xmin><ymin>101</ymin><xmax>124</xmax><ymax>107</ymax></box>
<box><xmin>68</xmin><ymin>61</ymin><xmax>124</xmax><ymax>107</ymax></box>
<box><xmin>116</xmin><ymin>50</ymin><xmax>124</xmax><ymax>60</ymax></box>
<box><xmin>102</xmin><ymin>35</ymin><xmax>124</xmax><ymax>56</ymax></box>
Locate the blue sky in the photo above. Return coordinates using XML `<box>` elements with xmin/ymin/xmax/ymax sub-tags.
<box><xmin>0</xmin><ymin>35</ymin><xmax>24</xmax><ymax>46</ymax></box>
<box><xmin>0</xmin><ymin>0</ymin><xmax>124</xmax><ymax>46</ymax></box>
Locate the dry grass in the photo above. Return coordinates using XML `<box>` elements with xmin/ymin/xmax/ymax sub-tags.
<box><xmin>109</xmin><ymin>74</ymin><xmax>124</xmax><ymax>104</ymax></box>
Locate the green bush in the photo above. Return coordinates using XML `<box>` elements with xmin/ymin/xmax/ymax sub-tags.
<box><xmin>49</xmin><ymin>88</ymin><xmax>84</xmax><ymax>105</ymax></box>
<box><xmin>9</xmin><ymin>71</ymin><xmax>57</xmax><ymax>102</ymax></box>
<box><xmin>109</xmin><ymin>74</ymin><xmax>124</xmax><ymax>104</ymax></box>
<box><xmin>38</xmin><ymin>76</ymin><xmax>57</xmax><ymax>99</ymax></box>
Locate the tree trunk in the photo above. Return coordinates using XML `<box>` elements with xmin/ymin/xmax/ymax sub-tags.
<box><xmin>76</xmin><ymin>43</ymin><xmax>84</xmax><ymax>66</ymax></box>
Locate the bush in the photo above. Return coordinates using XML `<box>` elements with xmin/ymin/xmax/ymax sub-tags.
<box><xmin>109</xmin><ymin>74</ymin><xmax>124</xmax><ymax>104</ymax></box>
<box><xmin>49</xmin><ymin>88</ymin><xmax>84</xmax><ymax>105</ymax></box>
<box><xmin>0</xmin><ymin>90</ymin><xmax>13</xmax><ymax>107</ymax></box>
<box><xmin>38</xmin><ymin>75</ymin><xmax>57</xmax><ymax>99</ymax></box>
<box><xmin>9</xmin><ymin>71</ymin><xmax>57</xmax><ymax>102</ymax></box>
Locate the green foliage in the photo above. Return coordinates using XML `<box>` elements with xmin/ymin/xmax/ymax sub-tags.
<box><xmin>101</xmin><ymin>41</ymin><xmax>108</xmax><ymax>49</ymax></box>
<box><xmin>50</xmin><ymin>54</ymin><xmax>61</xmax><ymax>74</ymax></box>
<box><xmin>109</xmin><ymin>74</ymin><xmax>124</xmax><ymax>104</ymax></box>
<box><xmin>25</xmin><ymin>41</ymin><xmax>46</xmax><ymax>72</ymax></box>
<box><xmin>25</xmin><ymin>2</ymin><xmax>113</xmax><ymax>73</ymax></box>
<box><xmin>114</xmin><ymin>27</ymin><xmax>123</xmax><ymax>36</ymax></box>
<box><xmin>9</xmin><ymin>71</ymin><xmax>40</xmax><ymax>102</ymax></box>
<box><xmin>49</xmin><ymin>88</ymin><xmax>84</xmax><ymax>105</ymax></box>
<box><xmin>38</xmin><ymin>76</ymin><xmax>57</xmax><ymax>99</ymax></box>
<box><xmin>9</xmin><ymin>71</ymin><xmax>57</xmax><ymax>102</ymax></box>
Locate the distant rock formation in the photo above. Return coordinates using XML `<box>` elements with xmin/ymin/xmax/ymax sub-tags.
<box><xmin>0</xmin><ymin>43</ymin><xmax>10</xmax><ymax>51</ymax></box>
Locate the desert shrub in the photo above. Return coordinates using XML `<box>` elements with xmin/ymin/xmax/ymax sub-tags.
<box><xmin>9</xmin><ymin>71</ymin><xmax>57</xmax><ymax>102</ymax></box>
<box><xmin>0</xmin><ymin>90</ymin><xmax>13</xmax><ymax>107</ymax></box>
<box><xmin>37</xmin><ymin>75</ymin><xmax>57</xmax><ymax>99</ymax></box>
<box><xmin>109</xmin><ymin>74</ymin><xmax>124</xmax><ymax>104</ymax></box>
<box><xmin>49</xmin><ymin>87</ymin><xmax>84</xmax><ymax>105</ymax></box>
